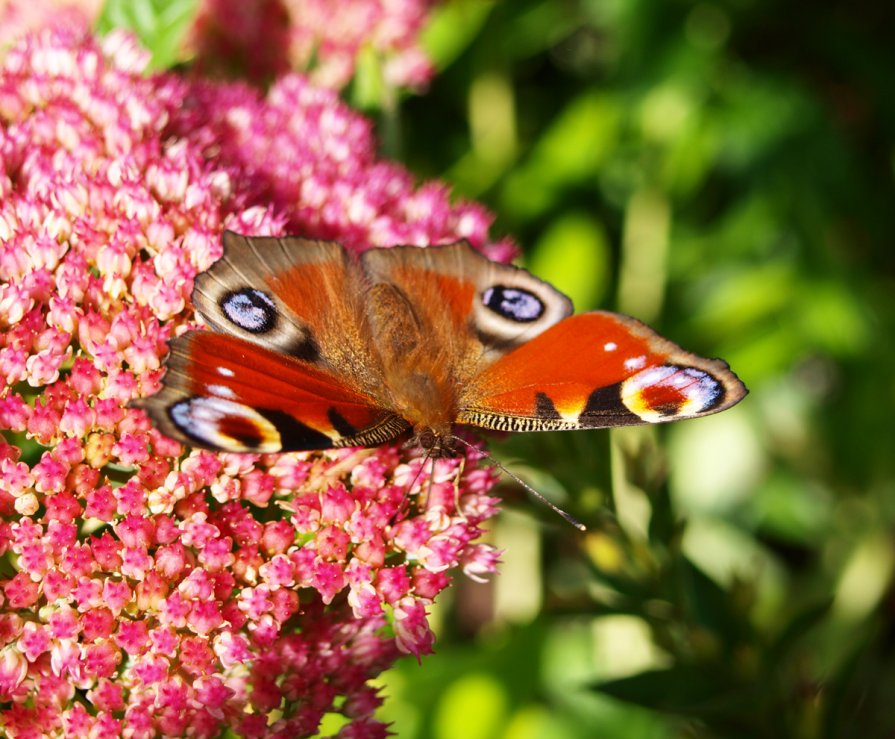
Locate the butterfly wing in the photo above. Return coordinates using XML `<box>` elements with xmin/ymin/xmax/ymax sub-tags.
<box><xmin>457</xmin><ymin>312</ymin><xmax>747</xmax><ymax>431</ymax></box>
<box><xmin>137</xmin><ymin>332</ymin><xmax>408</xmax><ymax>453</ymax></box>
<box><xmin>192</xmin><ymin>232</ymin><xmax>383</xmax><ymax>392</ymax></box>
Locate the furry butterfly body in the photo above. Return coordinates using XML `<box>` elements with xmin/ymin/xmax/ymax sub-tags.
<box><xmin>137</xmin><ymin>232</ymin><xmax>747</xmax><ymax>455</ymax></box>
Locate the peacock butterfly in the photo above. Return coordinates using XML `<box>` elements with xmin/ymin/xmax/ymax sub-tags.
<box><xmin>135</xmin><ymin>232</ymin><xmax>747</xmax><ymax>463</ymax></box>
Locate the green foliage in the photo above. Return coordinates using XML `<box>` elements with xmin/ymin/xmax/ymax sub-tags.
<box><xmin>96</xmin><ymin>0</ymin><xmax>198</xmax><ymax>70</ymax></box>
<box><xmin>386</xmin><ymin>0</ymin><xmax>895</xmax><ymax>737</ymax></box>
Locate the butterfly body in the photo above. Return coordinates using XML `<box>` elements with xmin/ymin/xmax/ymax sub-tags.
<box><xmin>363</xmin><ymin>282</ymin><xmax>453</xmax><ymax>444</ymax></box>
<box><xmin>135</xmin><ymin>232</ymin><xmax>747</xmax><ymax>455</ymax></box>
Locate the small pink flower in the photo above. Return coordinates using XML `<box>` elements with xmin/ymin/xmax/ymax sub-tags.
<box><xmin>102</xmin><ymin>580</ymin><xmax>132</xmax><ymax>615</ymax></box>
<box><xmin>131</xmin><ymin>653</ymin><xmax>170</xmax><ymax>686</ymax></box>
<box><xmin>42</xmin><ymin>569</ymin><xmax>74</xmax><ymax>601</ymax></box>
<box><xmin>47</xmin><ymin>604</ymin><xmax>80</xmax><ymax>639</ymax></box>
<box><xmin>82</xmin><ymin>639</ymin><xmax>122</xmax><ymax>679</ymax></box>
<box><xmin>59</xmin><ymin>397</ymin><xmax>95</xmax><ymax>438</ymax></box>
<box><xmin>27</xmin><ymin>400</ymin><xmax>60</xmax><ymax>444</ymax></box>
<box><xmin>0</xmin><ymin>459</ymin><xmax>33</xmax><ymax>498</ymax></box>
<box><xmin>313</xmin><ymin>561</ymin><xmax>348</xmax><ymax>604</ymax></box>
<box><xmin>84</xmin><ymin>484</ymin><xmax>117</xmax><ymax>521</ymax></box>
<box><xmin>81</xmin><ymin>608</ymin><xmax>116</xmax><ymax>642</ymax></box>
<box><xmin>5</xmin><ymin>572</ymin><xmax>39</xmax><ymax>608</ymax></box>
<box><xmin>50</xmin><ymin>637</ymin><xmax>81</xmax><ymax>677</ymax></box>
<box><xmin>392</xmin><ymin>596</ymin><xmax>435</xmax><ymax>657</ymax></box>
<box><xmin>412</xmin><ymin>569</ymin><xmax>450</xmax><ymax>598</ymax></box>
<box><xmin>112</xmin><ymin>432</ymin><xmax>149</xmax><ymax>466</ymax></box>
<box><xmin>0</xmin><ymin>346</ymin><xmax>27</xmax><ymax>385</ymax></box>
<box><xmin>259</xmin><ymin>554</ymin><xmax>295</xmax><ymax>589</ymax></box>
<box><xmin>188</xmin><ymin>600</ymin><xmax>224</xmax><ymax>635</ymax></box>
<box><xmin>0</xmin><ymin>283</ymin><xmax>33</xmax><ymax>326</ymax></box>
<box><xmin>0</xmin><ymin>647</ymin><xmax>28</xmax><ymax>696</ymax></box>
<box><xmin>376</xmin><ymin>566</ymin><xmax>411</xmax><ymax>604</ymax></box>
<box><xmin>87</xmin><ymin>678</ymin><xmax>125</xmax><ymax>712</ymax></box>
<box><xmin>20</xmin><ymin>622</ymin><xmax>51</xmax><ymax>661</ymax></box>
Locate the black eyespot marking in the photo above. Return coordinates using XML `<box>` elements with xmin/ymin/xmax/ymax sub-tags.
<box><xmin>168</xmin><ymin>397</ymin><xmax>277</xmax><ymax>451</ymax></box>
<box><xmin>580</xmin><ymin>384</ymin><xmax>641</xmax><ymax>427</ymax></box>
<box><xmin>582</xmin><ymin>385</ymin><xmax>624</xmax><ymax>415</ymax></box>
<box><xmin>482</xmin><ymin>285</ymin><xmax>544</xmax><ymax>323</ymax></box>
<box><xmin>219</xmin><ymin>414</ymin><xmax>267</xmax><ymax>448</ymax></box>
<box><xmin>221</xmin><ymin>288</ymin><xmax>277</xmax><ymax>333</ymax></box>
<box><xmin>263</xmin><ymin>409</ymin><xmax>334</xmax><ymax>450</ymax></box>
<box><xmin>327</xmin><ymin>407</ymin><xmax>357</xmax><ymax>438</ymax></box>
<box><xmin>535</xmin><ymin>392</ymin><xmax>561</xmax><ymax>420</ymax></box>
<box><xmin>292</xmin><ymin>333</ymin><xmax>321</xmax><ymax>364</ymax></box>
<box><xmin>168</xmin><ymin>398</ymin><xmax>334</xmax><ymax>452</ymax></box>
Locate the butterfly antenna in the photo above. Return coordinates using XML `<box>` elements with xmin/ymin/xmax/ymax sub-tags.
<box><xmin>449</xmin><ymin>435</ymin><xmax>586</xmax><ymax>531</ymax></box>
<box><xmin>423</xmin><ymin>451</ymin><xmax>437</xmax><ymax>509</ymax></box>
<box><xmin>397</xmin><ymin>447</ymin><xmax>433</xmax><ymax>520</ymax></box>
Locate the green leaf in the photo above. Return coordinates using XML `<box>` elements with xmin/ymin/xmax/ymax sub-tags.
<box><xmin>350</xmin><ymin>46</ymin><xmax>390</xmax><ymax>111</ymax></box>
<box><xmin>96</xmin><ymin>0</ymin><xmax>200</xmax><ymax>70</ymax></box>
<box><xmin>676</xmin><ymin>557</ymin><xmax>749</xmax><ymax>644</ymax></box>
<box><xmin>765</xmin><ymin>598</ymin><xmax>833</xmax><ymax>667</ymax></box>
<box><xmin>423</xmin><ymin>0</ymin><xmax>495</xmax><ymax>70</ymax></box>
<box><xmin>591</xmin><ymin>666</ymin><xmax>744</xmax><ymax>716</ymax></box>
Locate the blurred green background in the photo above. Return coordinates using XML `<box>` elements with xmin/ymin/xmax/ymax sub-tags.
<box><xmin>96</xmin><ymin>0</ymin><xmax>895</xmax><ymax>736</ymax></box>
<box><xmin>376</xmin><ymin>1</ymin><xmax>895</xmax><ymax>737</ymax></box>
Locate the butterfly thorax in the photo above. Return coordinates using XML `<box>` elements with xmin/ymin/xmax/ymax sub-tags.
<box><xmin>367</xmin><ymin>282</ymin><xmax>458</xmax><ymax>449</ymax></box>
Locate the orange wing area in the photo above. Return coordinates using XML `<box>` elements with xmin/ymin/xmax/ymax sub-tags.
<box><xmin>137</xmin><ymin>332</ymin><xmax>407</xmax><ymax>453</ymax></box>
<box><xmin>456</xmin><ymin>312</ymin><xmax>747</xmax><ymax>431</ymax></box>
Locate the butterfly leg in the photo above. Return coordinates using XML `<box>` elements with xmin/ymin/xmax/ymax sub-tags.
<box><xmin>452</xmin><ymin>453</ymin><xmax>468</xmax><ymax>522</ymax></box>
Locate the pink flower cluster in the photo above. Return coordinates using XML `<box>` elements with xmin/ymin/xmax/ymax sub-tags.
<box><xmin>0</xmin><ymin>0</ymin><xmax>103</xmax><ymax>47</ymax></box>
<box><xmin>0</xmin><ymin>22</ymin><xmax>504</xmax><ymax>738</ymax></box>
<box><xmin>191</xmin><ymin>0</ymin><xmax>436</xmax><ymax>89</ymax></box>
<box><xmin>283</xmin><ymin>0</ymin><xmax>435</xmax><ymax>88</ymax></box>
<box><xmin>1</xmin><ymin>0</ymin><xmax>437</xmax><ymax>92</ymax></box>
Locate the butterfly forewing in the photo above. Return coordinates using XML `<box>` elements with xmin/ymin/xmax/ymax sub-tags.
<box><xmin>193</xmin><ymin>232</ymin><xmax>381</xmax><ymax>392</ymax></box>
<box><xmin>457</xmin><ymin>312</ymin><xmax>746</xmax><ymax>431</ymax></box>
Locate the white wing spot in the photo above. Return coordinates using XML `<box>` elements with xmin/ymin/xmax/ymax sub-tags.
<box><xmin>624</xmin><ymin>355</ymin><xmax>647</xmax><ymax>371</ymax></box>
<box><xmin>603</xmin><ymin>342</ymin><xmax>617</xmax><ymax>352</ymax></box>
<box><xmin>217</xmin><ymin>367</ymin><xmax>235</xmax><ymax>377</ymax></box>
<box><xmin>206</xmin><ymin>384</ymin><xmax>236</xmax><ymax>399</ymax></box>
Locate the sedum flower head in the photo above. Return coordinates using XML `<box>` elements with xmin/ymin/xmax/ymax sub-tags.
<box><xmin>0</xmin><ymin>21</ymin><xmax>505</xmax><ymax>738</ymax></box>
<box><xmin>2</xmin><ymin>0</ymin><xmax>437</xmax><ymax>92</ymax></box>
<box><xmin>192</xmin><ymin>0</ymin><xmax>436</xmax><ymax>89</ymax></box>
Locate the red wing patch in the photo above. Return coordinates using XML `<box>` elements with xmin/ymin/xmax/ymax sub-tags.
<box><xmin>135</xmin><ymin>332</ymin><xmax>407</xmax><ymax>453</ymax></box>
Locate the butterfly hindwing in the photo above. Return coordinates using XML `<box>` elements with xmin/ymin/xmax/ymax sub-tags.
<box><xmin>457</xmin><ymin>312</ymin><xmax>747</xmax><ymax>431</ymax></box>
<box><xmin>137</xmin><ymin>332</ymin><xmax>407</xmax><ymax>453</ymax></box>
